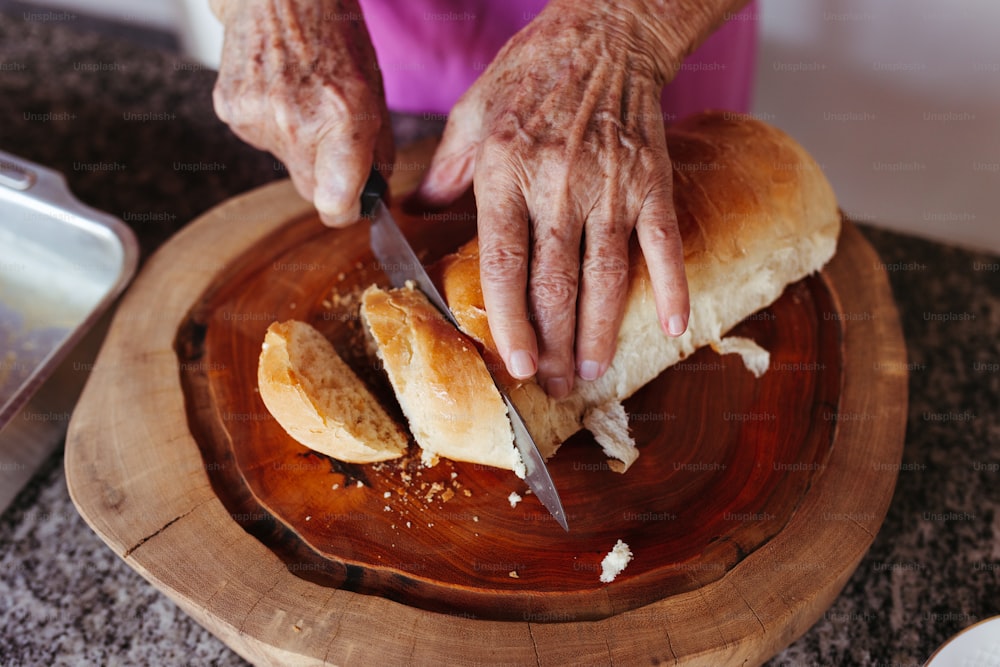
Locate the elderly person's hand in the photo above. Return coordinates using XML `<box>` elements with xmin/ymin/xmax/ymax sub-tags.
<box><xmin>210</xmin><ymin>0</ymin><xmax>393</xmax><ymax>226</ymax></box>
<box><xmin>415</xmin><ymin>1</ymin><xmax>738</xmax><ymax>398</ymax></box>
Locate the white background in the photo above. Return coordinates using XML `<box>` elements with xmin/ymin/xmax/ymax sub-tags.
<box><xmin>14</xmin><ymin>0</ymin><xmax>1000</xmax><ymax>253</ymax></box>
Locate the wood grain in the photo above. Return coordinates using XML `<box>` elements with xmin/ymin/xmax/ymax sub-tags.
<box><xmin>66</xmin><ymin>141</ymin><xmax>907</xmax><ymax>665</ymax></box>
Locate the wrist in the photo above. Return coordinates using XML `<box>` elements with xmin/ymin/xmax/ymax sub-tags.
<box><xmin>542</xmin><ymin>0</ymin><xmax>746</xmax><ymax>85</ymax></box>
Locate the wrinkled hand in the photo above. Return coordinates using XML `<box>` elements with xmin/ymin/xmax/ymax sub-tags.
<box><xmin>211</xmin><ymin>0</ymin><xmax>392</xmax><ymax>226</ymax></box>
<box><xmin>416</xmin><ymin>4</ymin><xmax>690</xmax><ymax>399</ymax></box>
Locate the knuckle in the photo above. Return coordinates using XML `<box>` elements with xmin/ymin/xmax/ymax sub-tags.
<box><xmin>583</xmin><ymin>253</ymin><xmax>630</xmax><ymax>292</ymax></box>
<box><xmin>530</xmin><ymin>268</ymin><xmax>577</xmax><ymax>311</ymax></box>
<box><xmin>479</xmin><ymin>245</ymin><xmax>528</xmax><ymax>282</ymax></box>
<box><xmin>642</xmin><ymin>220</ymin><xmax>675</xmax><ymax>243</ymax></box>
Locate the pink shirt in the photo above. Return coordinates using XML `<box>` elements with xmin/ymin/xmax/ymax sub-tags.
<box><xmin>359</xmin><ymin>0</ymin><xmax>758</xmax><ymax>118</ymax></box>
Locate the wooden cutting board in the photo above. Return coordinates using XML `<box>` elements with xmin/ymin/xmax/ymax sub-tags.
<box><xmin>66</xmin><ymin>140</ymin><xmax>907</xmax><ymax>666</ymax></box>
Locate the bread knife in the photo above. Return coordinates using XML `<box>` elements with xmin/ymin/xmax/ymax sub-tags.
<box><xmin>361</xmin><ymin>168</ymin><xmax>569</xmax><ymax>531</ymax></box>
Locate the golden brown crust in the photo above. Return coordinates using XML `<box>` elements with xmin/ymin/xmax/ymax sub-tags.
<box><xmin>359</xmin><ymin>285</ymin><xmax>522</xmax><ymax>472</ymax></box>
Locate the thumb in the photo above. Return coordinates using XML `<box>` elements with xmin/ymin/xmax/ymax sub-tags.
<box><xmin>413</xmin><ymin>93</ymin><xmax>482</xmax><ymax>208</ymax></box>
<box><xmin>312</xmin><ymin>129</ymin><xmax>373</xmax><ymax>228</ymax></box>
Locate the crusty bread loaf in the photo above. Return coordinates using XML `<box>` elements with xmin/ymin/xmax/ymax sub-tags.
<box><xmin>359</xmin><ymin>284</ymin><xmax>526</xmax><ymax>473</ymax></box>
<box><xmin>257</xmin><ymin>320</ymin><xmax>408</xmax><ymax>463</ymax></box>
<box><xmin>432</xmin><ymin>111</ymin><xmax>841</xmax><ymax>470</ymax></box>
<box><xmin>259</xmin><ymin>111</ymin><xmax>841</xmax><ymax>474</ymax></box>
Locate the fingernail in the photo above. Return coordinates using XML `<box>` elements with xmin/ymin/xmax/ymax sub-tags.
<box><xmin>578</xmin><ymin>360</ymin><xmax>602</xmax><ymax>381</ymax></box>
<box><xmin>509</xmin><ymin>350</ymin><xmax>536</xmax><ymax>379</ymax></box>
<box><xmin>546</xmin><ymin>377</ymin><xmax>570</xmax><ymax>400</ymax></box>
<box><xmin>667</xmin><ymin>314</ymin><xmax>688</xmax><ymax>337</ymax></box>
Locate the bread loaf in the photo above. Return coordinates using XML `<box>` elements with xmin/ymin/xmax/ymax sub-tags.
<box><xmin>259</xmin><ymin>111</ymin><xmax>841</xmax><ymax>474</ymax></box>
<box><xmin>431</xmin><ymin>111</ymin><xmax>841</xmax><ymax>470</ymax></box>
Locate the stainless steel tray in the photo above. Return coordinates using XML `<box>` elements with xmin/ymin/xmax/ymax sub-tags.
<box><xmin>0</xmin><ymin>151</ymin><xmax>138</xmax><ymax>508</ymax></box>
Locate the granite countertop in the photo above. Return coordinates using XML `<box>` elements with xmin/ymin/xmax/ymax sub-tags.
<box><xmin>1</xmin><ymin>7</ymin><xmax>998</xmax><ymax>667</ymax></box>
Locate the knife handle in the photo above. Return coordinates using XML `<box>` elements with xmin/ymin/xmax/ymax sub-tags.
<box><xmin>361</xmin><ymin>167</ymin><xmax>388</xmax><ymax>218</ymax></box>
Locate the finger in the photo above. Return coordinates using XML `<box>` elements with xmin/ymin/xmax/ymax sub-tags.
<box><xmin>575</xmin><ymin>203</ymin><xmax>631</xmax><ymax>382</ymax></box>
<box><xmin>414</xmin><ymin>93</ymin><xmax>482</xmax><ymax>207</ymax></box>
<box><xmin>271</xmin><ymin>145</ymin><xmax>319</xmax><ymax>212</ymax></box>
<box><xmin>474</xmin><ymin>160</ymin><xmax>537</xmax><ymax>383</ymax></box>
<box><xmin>528</xmin><ymin>208</ymin><xmax>583</xmax><ymax>400</ymax></box>
<box><xmin>313</xmin><ymin>119</ymin><xmax>380</xmax><ymax>227</ymax></box>
<box><xmin>635</xmin><ymin>171</ymin><xmax>690</xmax><ymax>337</ymax></box>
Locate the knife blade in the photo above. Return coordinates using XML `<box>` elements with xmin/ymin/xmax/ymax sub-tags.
<box><xmin>362</xmin><ymin>168</ymin><xmax>568</xmax><ymax>531</ymax></box>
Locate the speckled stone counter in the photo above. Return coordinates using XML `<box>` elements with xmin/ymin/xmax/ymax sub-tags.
<box><xmin>1</xmin><ymin>7</ymin><xmax>998</xmax><ymax>667</ymax></box>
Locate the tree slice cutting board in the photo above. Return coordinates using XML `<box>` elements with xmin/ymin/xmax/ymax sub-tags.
<box><xmin>66</xmin><ymin>141</ymin><xmax>907</xmax><ymax>666</ymax></box>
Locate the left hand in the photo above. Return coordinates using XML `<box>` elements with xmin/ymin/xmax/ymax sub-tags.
<box><xmin>415</xmin><ymin>4</ymin><xmax>690</xmax><ymax>399</ymax></box>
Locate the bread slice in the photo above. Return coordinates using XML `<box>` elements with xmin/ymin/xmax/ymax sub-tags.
<box><xmin>257</xmin><ymin>320</ymin><xmax>407</xmax><ymax>463</ymax></box>
<box><xmin>359</xmin><ymin>284</ymin><xmax>525</xmax><ymax>474</ymax></box>
<box><xmin>434</xmin><ymin>111</ymin><xmax>841</xmax><ymax>470</ymax></box>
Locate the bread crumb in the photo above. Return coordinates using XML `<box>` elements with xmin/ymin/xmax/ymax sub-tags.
<box><xmin>331</xmin><ymin>483</ymin><xmax>339</xmax><ymax>490</ymax></box>
<box><xmin>508</xmin><ymin>492</ymin><xmax>522</xmax><ymax>508</ymax></box>
<box><xmin>305</xmin><ymin>515</ymin><xmax>311</xmax><ymax>521</ymax></box>
<box><xmin>293</xmin><ymin>625</ymin><xmax>301</xmax><ymax>633</ymax></box>
<box><xmin>356</xmin><ymin>480</ymin><xmax>364</xmax><ymax>488</ymax></box>
<box><xmin>383</xmin><ymin>491</ymin><xmax>391</xmax><ymax>499</ymax></box>
<box><xmin>473</xmin><ymin>515</ymin><xmax>479</xmax><ymax>522</ymax></box>
<box><xmin>512</xmin><ymin>450</ymin><xmax>526</xmax><ymax>479</ymax></box>
<box><xmin>441</xmin><ymin>488</ymin><xmax>455</xmax><ymax>503</ymax></box>
<box><xmin>406</xmin><ymin>521</ymin><xmax>411</xmax><ymax>528</ymax></box>
<box><xmin>509</xmin><ymin>571</ymin><xmax>519</xmax><ymax>579</ymax></box>
<box><xmin>712</xmin><ymin>336</ymin><xmax>770</xmax><ymax>378</ymax></box>
<box><xmin>600</xmin><ymin>540</ymin><xmax>633</xmax><ymax>583</ymax></box>
<box><xmin>462</xmin><ymin>489</ymin><xmax>472</xmax><ymax>497</ymax></box>
<box><xmin>424</xmin><ymin>482</ymin><xmax>445</xmax><ymax>503</ymax></box>
<box><xmin>384</xmin><ymin>505</ymin><xmax>391</xmax><ymax>512</ymax></box>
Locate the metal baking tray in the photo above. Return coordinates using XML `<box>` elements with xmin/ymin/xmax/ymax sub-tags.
<box><xmin>0</xmin><ymin>150</ymin><xmax>138</xmax><ymax>508</ymax></box>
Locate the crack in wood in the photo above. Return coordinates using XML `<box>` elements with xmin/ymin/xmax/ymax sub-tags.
<box><xmin>121</xmin><ymin>500</ymin><xmax>205</xmax><ymax>558</ymax></box>
<box><xmin>732</xmin><ymin>583</ymin><xmax>767</xmax><ymax>635</ymax></box>
<box><xmin>527</xmin><ymin>622</ymin><xmax>541</xmax><ymax>667</ymax></box>
<box><xmin>663</xmin><ymin>622</ymin><xmax>679</xmax><ymax>665</ymax></box>
<box><xmin>237</xmin><ymin>578</ymin><xmax>282</xmax><ymax>637</ymax></box>
<box><xmin>851</xmin><ymin>517</ymin><xmax>875</xmax><ymax>539</ymax></box>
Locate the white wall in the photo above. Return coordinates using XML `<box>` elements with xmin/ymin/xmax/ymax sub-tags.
<box><xmin>753</xmin><ymin>0</ymin><xmax>1000</xmax><ymax>252</ymax></box>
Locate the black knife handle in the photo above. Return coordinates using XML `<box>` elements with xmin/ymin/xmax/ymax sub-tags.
<box><xmin>360</xmin><ymin>166</ymin><xmax>388</xmax><ymax>218</ymax></box>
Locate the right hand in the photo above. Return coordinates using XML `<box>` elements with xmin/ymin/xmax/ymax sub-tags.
<box><xmin>210</xmin><ymin>0</ymin><xmax>393</xmax><ymax>226</ymax></box>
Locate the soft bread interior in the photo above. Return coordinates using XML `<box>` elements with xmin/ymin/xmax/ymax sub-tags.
<box><xmin>257</xmin><ymin>320</ymin><xmax>408</xmax><ymax>463</ymax></box>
